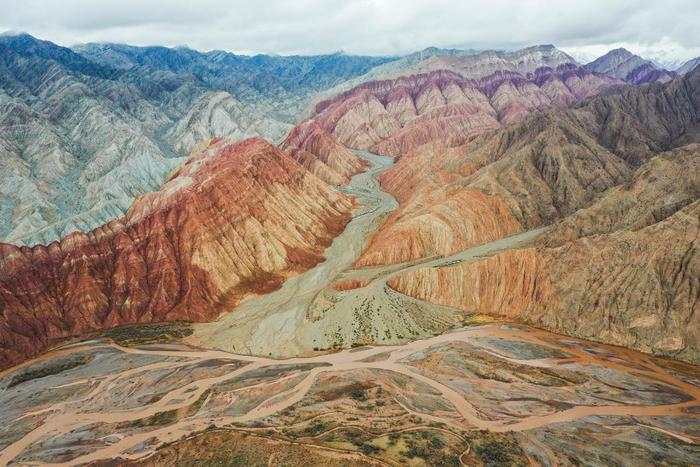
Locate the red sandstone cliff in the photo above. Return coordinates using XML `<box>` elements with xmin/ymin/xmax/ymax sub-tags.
<box><xmin>0</xmin><ymin>138</ymin><xmax>353</xmax><ymax>369</ymax></box>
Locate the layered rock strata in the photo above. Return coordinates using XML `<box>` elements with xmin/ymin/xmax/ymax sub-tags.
<box><xmin>0</xmin><ymin>138</ymin><xmax>353</xmax><ymax>369</ymax></box>
<box><xmin>313</xmin><ymin>65</ymin><xmax>620</xmax><ymax>158</ymax></box>
<box><xmin>280</xmin><ymin>120</ymin><xmax>367</xmax><ymax>185</ymax></box>
<box><xmin>357</xmin><ymin>67</ymin><xmax>700</xmax><ymax>266</ymax></box>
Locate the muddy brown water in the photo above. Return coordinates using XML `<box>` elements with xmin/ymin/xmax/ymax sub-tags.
<box><xmin>1</xmin><ymin>324</ymin><xmax>698</xmax><ymax>465</ymax></box>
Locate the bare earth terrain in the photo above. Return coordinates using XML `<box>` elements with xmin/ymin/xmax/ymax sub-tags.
<box><xmin>0</xmin><ymin>324</ymin><xmax>698</xmax><ymax>465</ymax></box>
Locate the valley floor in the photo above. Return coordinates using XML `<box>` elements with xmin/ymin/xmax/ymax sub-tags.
<box><xmin>186</xmin><ymin>150</ymin><xmax>544</xmax><ymax>357</ymax></box>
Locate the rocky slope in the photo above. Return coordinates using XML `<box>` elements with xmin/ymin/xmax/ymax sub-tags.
<box><xmin>166</xmin><ymin>91</ymin><xmax>292</xmax><ymax>154</ymax></box>
<box><xmin>383</xmin><ymin>69</ymin><xmax>700</xmax><ymax>362</ymax></box>
<box><xmin>280</xmin><ymin>120</ymin><xmax>367</xmax><ymax>185</ymax></box>
<box><xmin>0</xmin><ymin>33</ymin><xmax>394</xmax><ymax>246</ymax></box>
<box><xmin>0</xmin><ymin>33</ymin><xmax>186</xmax><ymax>245</ymax></box>
<box><xmin>389</xmin><ymin>197</ymin><xmax>700</xmax><ymax>363</ymax></box>
<box><xmin>543</xmin><ymin>144</ymin><xmax>700</xmax><ymax>246</ymax></box>
<box><xmin>356</xmin><ymin>66</ymin><xmax>700</xmax><ymax>267</ymax></box>
<box><xmin>585</xmin><ymin>48</ymin><xmax>676</xmax><ymax>84</ymax></box>
<box><xmin>315</xmin><ymin>45</ymin><xmax>579</xmax><ymax>104</ymax></box>
<box><xmin>415</xmin><ymin>45</ymin><xmax>578</xmax><ymax>80</ymax></box>
<box><xmin>312</xmin><ymin>64</ymin><xmax>620</xmax><ymax>158</ymax></box>
<box><xmin>75</xmin><ymin>43</ymin><xmax>395</xmax><ymax>121</ymax></box>
<box><xmin>0</xmin><ymin>138</ymin><xmax>353</xmax><ymax>369</ymax></box>
<box><xmin>677</xmin><ymin>57</ymin><xmax>700</xmax><ymax>75</ymax></box>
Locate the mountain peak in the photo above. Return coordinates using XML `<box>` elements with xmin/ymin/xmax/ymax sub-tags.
<box><xmin>608</xmin><ymin>47</ymin><xmax>635</xmax><ymax>57</ymax></box>
<box><xmin>0</xmin><ymin>29</ymin><xmax>30</xmax><ymax>37</ymax></box>
<box><xmin>677</xmin><ymin>57</ymin><xmax>700</xmax><ymax>75</ymax></box>
<box><xmin>585</xmin><ymin>47</ymin><xmax>664</xmax><ymax>82</ymax></box>
<box><xmin>0</xmin><ymin>30</ymin><xmax>40</xmax><ymax>44</ymax></box>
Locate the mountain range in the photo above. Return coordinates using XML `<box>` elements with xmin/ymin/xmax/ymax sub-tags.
<box><xmin>386</xmin><ymin>67</ymin><xmax>700</xmax><ymax>362</ymax></box>
<box><xmin>1</xmin><ymin>32</ymin><xmax>699</xmax><ymax>366</ymax></box>
<box><xmin>1</xmin><ymin>31</ymin><xmax>700</xmax><ymax>466</ymax></box>
<box><xmin>0</xmin><ymin>31</ymin><xmax>697</xmax><ymax>365</ymax></box>
<box><xmin>0</xmin><ymin>33</ymin><xmax>392</xmax><ymax>245</ymax></box>
<box><xmin>584</xmin><ymin>47</ymin><xmax>677</xmax><ymax>84</ymax></box>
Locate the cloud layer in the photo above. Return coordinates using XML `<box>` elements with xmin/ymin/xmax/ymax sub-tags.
<box><xmin>1</xmin><ymin>0</ymin><xmax>698</xmax><ymax>65</ymax></box>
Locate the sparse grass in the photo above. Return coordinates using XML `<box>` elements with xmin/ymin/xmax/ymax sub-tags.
<box><xmin>461</xmin><ymin>313</ymin><xmax>497</xmax><ymax>326</ymax></box>
<box><xmin>141</xmin><ymin>393</ymin><xmax>166</xmax><ymax>405</ymax></box>
<box><xmin>8</xmin><ymin>354</ymin><xmax>92</xmax><ymax>388</ymax></box>
<box><xmin>121</xmin><ymin>389</ymin><xmax>210</xmax><ymax>428</ymax></box>
<box><xmin>467</xmin><ymin>430</ymin><xmax>529</xmax><ymax>467</ymax></box>
<box><xmin>94</xmin><ymin>322</ymin><xmax>193</xmax><ymax>346</ymax></box>
<box><xmin>444</xmin><ymin>350</ymin><xmax>588</xmax><ymax>386</ymax></box>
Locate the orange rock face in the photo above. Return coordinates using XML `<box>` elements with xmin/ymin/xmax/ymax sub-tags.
<box><xmin>0</xmin><ymin>138</ymin><xmax>353</xmax><ymax>369</ymax></box>
<box><xmin>280</xmin><ymin>120</ymin><xmax>367</xmax><ymax>185</ymax></box>
<box><xmin>332</xmin><ymin>278</ymin><xmax>370</xmax><ymax>291</ymax></box>
<box><xmin>313</xmin><ymin>65</ymin><xmax>619</xmax><ymax>157</ymax></box>
<box><xmin>388</xmin><ymin>248</ymin><xmax>556</xmax><ymax>320</ymax></box>
<box><xmin>389</xmin><ymin>200</ymin><xmax>700</xmax><ymax>363</ymax></box>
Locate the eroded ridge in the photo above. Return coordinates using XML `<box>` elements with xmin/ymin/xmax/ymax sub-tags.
<box><xmin>1</xmin><ymin>324</ymin><xmax>698</xmax><ymax>465</ymax></box>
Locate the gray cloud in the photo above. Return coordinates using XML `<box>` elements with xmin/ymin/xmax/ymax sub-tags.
<box><xmin>1</xmin><ymin>0</ymin><xmax>698</xmax><ymax>64</ymax></box>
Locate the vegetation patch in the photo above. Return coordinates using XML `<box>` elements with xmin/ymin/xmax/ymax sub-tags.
<box><xmin>466</xmin><ymin>430</ymin><xmax>529</xmax><ymax>467</ymax></box>
<box><xmin>8</xmin><ymin>354</ymin><xmax>92</xmax><ymax>388</ymax></box>
<box><xmin>398</xmin><ymin>429</ymin><xmax>462</xmax><ymax>466</ymax></box>
<box><xmin>122</xmin><ymin>429</ymin><xmax>371</xmax><ymax>466</ymax></box>
<box><xmin>443</xmin><ymin>349</ymin><xmax>588</xmax><ymax>386</ymax></box>
<box><xmin>461</xmin><ymin>313</ymin><xmax>498</xmax><ymax>326</ymax></box>
<box><xmin>314</xmin><ymin>380</ymin><xmax>375</xmax><ymax>402</ymax></box>
<box><xmin>94</xmin><ymin>322</ymin><xmax>193</xmax><ymax>346</ymax></box>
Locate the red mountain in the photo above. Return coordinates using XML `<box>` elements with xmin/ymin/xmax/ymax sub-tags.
<box><xmin>0</xmin><ymin>138</ymin><xmax>353</xmax><ymax>369</ymax></box>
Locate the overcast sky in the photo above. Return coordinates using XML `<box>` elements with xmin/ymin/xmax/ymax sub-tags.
<box><xmin>2</xmin><ymin>0</ymin><xmax>699</xmax><ymax>66</ymax></box>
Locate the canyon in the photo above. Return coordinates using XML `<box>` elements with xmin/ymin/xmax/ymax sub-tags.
<box><xmin>0</xmin><ymin>31</ymin><xmax>699</xmax><ymax>466</ymax></box>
